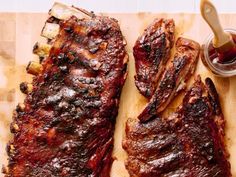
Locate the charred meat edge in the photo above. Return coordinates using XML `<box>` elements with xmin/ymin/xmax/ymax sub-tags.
<box><xmin>138</xmin><ymin>37</ymin><xmax>200</xmax><ymax>122</ymax></box>
<box><xmin>134</xmin><ymin>18</ymin><xmax>175</xmax><ymax>98</ymax></box>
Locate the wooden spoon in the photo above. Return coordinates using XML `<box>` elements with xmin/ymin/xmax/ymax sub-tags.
<box><xmin>200</xmin><ymin>0</ymin><xmax>235</xmax><ymax>55</ymax></box>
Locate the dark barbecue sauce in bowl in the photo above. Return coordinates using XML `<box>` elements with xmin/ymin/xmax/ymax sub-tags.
<box><xmin>201</xmin><ymin>29</ymin><xmax>236</xmax><ymax>77</ymax></box>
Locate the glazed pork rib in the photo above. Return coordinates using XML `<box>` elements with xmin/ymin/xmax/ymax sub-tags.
<box><xmin>138</xmin><ymin>37</ymin><xmax>200</xmax><ymax>122</ymax></box>
<box><xmin>123</xmin><ymin>76</ymin><xmax>231</xmax><ymax>177</ymax></box>
<box><xmin>4</xmin><ymin>3</ymin><xmax>128</xmax><ymax>177</ymax></box>
<box><xmin>134</xmin><ymin>18</ymin><xmax>175</xmax><ymax>98</ymax></box>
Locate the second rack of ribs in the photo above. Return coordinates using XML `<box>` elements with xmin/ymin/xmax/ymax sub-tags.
<box><xmin>123</xmin><ymin>77</ymin><xmax>231</xmax><ymax>177</ymax></box>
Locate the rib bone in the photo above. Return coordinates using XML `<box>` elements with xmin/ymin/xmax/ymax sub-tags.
<box><xmin>41</xmin><ymin>23</ymin><xmax>60</xmax><ymax>39</ymax></box>
<box><xmin>17</xmin><ymin>103</ymin><xmax>25</xmax><ymax>112</ymax></box>
<box><xmin>49</xmin><ymin>2</ymin><xmax>90</xmax><ymax>20</ymax></box>
<box><xmin>26</xmin><ymin>61</ymin><xmax>43</xmax><ymax>75</ymax></box>
<box><xmin>20</xmin><ymin>82</ymin><xmax>33</xmax><ymax>94</ymax></box>
<box><xmin>33</xmin><ymin>42</ymin><xmax>52</xmax><ymax>57</ymax></box>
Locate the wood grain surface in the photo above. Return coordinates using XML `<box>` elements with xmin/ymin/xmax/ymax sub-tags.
<box><xmin>0</xmin><ymin>13</ymin><xmax>235</xmax><ymax>177</ymax></box>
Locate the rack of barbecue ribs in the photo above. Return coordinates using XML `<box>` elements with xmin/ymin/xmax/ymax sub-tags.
<box><xmin>3</xmin><ymin>3</ymin><xmax>128</xmax><ymax>177</ymax></box>
<box><xmin>123</xmin><ymin>18</ymin><xmax>231</xmax><ymax>176</ymax></box>
<box><xmin>123</xmin><ymin>76</ymin><xmax>231</xmax><ymax>176</ymax></box>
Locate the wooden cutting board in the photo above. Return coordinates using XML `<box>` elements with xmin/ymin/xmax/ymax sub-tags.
<box><xmin>0</xmin><ymin>13</ymin><xmax>235</xmax><ymax>177</ymax></box>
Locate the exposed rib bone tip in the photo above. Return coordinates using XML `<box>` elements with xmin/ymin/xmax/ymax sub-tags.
<box><xmin>41</xmin><ymin>22</ymin><xmax>60</xmax><ymax>39</ymax></box>
<box><xmin>33</xmin><ymin>42</ymin><xmax>51</xmax><ymax>57</ymax></box>
<box><xmin>49</xmin><ymin>2</ymin><xmax>92</xmax><ymax>20</ymax></box>
<box><xmin>13</xmin><ymin>124</ymin><xmax>19</xmax><ymax>131</ymax></box>
<box><xmin>26</xmin><ymin>61</ymin><xmax>43</xmax><ymax>75</ymax></box>
<box><xmin>10</xmin><ymin>145</ymin><xmax>15</xmax><ymax>153</ymax></box>
<box><xmin>17</xmin><ymin>103</ymin><xmax>25</xmax><ymax>112</ymax></box>
<box><xmin>20</xmin><ymin>82</ymin><xmax>33</xmax><ymax>94</ymax></box>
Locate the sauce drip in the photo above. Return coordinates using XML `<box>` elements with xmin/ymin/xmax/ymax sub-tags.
<box><xmin>208</xmin><ymin>33</ymin><xmax>236</xmax><ymax>64</ymax></box>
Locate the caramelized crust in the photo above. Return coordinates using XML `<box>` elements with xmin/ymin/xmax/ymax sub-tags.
<box><xmin>123</xmin><ymin>76</ymin><xmax>231</xmax><ymax>177</ymax></box>
<box><xmin>5</xmin><ymin>15</ymin><xmax>127</xmax><ymax>177</ymax></box>
<box><xmin>138</xmin><ymin>37</ymin><xmax>200</xmax><ymax>122</ymax></box>
<box><xmin>133</xmin><ymin>18</ymin><xmax>175</xmax><ymax>98</ymax></box>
